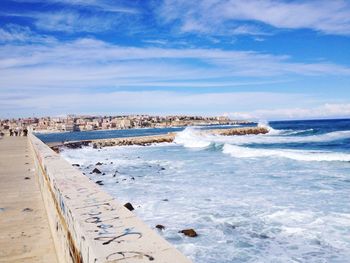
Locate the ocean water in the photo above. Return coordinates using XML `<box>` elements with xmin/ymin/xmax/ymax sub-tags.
<box><xmin>60</xmin><ymin>119</ymin><xmax>350</xmax><ymax>263</ymax></box>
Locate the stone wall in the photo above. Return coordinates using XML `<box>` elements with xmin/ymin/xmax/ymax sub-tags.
<box><xmin>29</xmin><ymin>134</ymin><xmax>191</xmax><ymax>263</ymax></box>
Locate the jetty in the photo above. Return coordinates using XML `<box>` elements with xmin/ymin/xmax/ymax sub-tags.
<box><xmin>0</xmin><ymin>136</ymin><xmax>58</xmax><ymax>262</ymax></box>
<box><xmin>1</xmin><ymin>134</ymin><xmax>191</xmax><ymax>262</ymax></box>
<box><xmin>50</xmin><ymin>126</ymin><xmax>269</xmax><ymax>151</ymax></box>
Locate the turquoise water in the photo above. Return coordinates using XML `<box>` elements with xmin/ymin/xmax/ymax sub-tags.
<box><xmin>61</xmin><ymin>119</ymin><xmax>350</xmax><ymax>263</ymax></box>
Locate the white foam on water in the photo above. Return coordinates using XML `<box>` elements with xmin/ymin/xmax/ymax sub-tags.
<box><xmin>174</xmin><ymin>127</ymin><xmax>211</xmax><ymax>148</ymax></box>
<box><xmin>174</xmin><ymin>123</ymin><xmax>350</xmax><ymax>148</ymax></box>
<box><xmin>60</xmin><ymin>143</ymin><xmax>350</xmax><ymax>263</ymax></box>
<box><xmin>222</xmin><ymin>144</ymin><xmax>350</xmax><ymax>162</ymax></box>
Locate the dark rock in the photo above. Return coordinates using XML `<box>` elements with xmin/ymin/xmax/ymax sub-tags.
<box><xmin>179</xmin><ymin>229</ymin><xmax>198</xmax><ymax>237</ymax></box>
<box><xmin>259</xmin><ymin>234</ymin><xmax>269</xmax><ymax>239</ymax></box>
<box><xmin>22</xmin><ymin>208</ymin><xmax>33</xmax><ymax>212</ymax></box>
<box><xmin>130</xmin><ymin>176</ymin><xmax>135</xmax><ymax>180</ymax></box>
<box><xmin>95</xmin><ymin>180</ymin><xmax>104</xmax><ymax>185</ymax></box>
<box><xmin>102</xmin><ymin>173</ymin><xmax>106</xmax><ymax>175</ymax></box>
<box><xmin>24</xmin><ymin>177</ymin><xmax>30</xmax><ymax>180</ymax></box>
<box><xmin>124</xmin><ymin>202</ymin><xmax>134</xmax><ymax>211</ymax></box>
<box><xmin>95</xmin><ymin>162</ymin><xmax>103</xmax><ymax>165</ymax></box>
<box><xmin>72</xmin><ymin>164</ymin><xmax>80</xmax><ymax>167</ymax></box>
<box><xmin>162</xmin><ymin>199</ymin><xmax>169</xmax><ymax>202</ymax></box>
<box><xmin>155</xmin><ymin>224</ymin><xmax>165</xmax><ymax>230</ymax></box>
<box><xmin>160</xmin><ymin>167</ymin><xmax>166</xmax><ymax>171</ymax></box>
<box><xmin>92</xmin><ymin>168</ymin><xmax>101</xmax><ymax>174</ymax></box>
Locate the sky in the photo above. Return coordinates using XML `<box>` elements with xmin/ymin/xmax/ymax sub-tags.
<box><xmin>0</xmin><ymin>0</ymin><xmax>350</xmax><ymax>120</ymax></box>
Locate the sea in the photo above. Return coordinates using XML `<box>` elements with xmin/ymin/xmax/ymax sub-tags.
<box><xmin>38</xmin><ymin>119</ymin><xmax>350</xmax><ymax>263</ymax></box>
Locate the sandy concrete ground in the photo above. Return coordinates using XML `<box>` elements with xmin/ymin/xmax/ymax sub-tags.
<box><xmin>0</xmin><ymin>136</ymin><xmax>58</xmax><ymax>263</ymax></box>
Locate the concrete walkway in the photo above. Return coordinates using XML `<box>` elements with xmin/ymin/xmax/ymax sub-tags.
<box><xmin>0</xmin><ymin>136</ymin><xmax>58</xmax><ymax>263</ymax></box>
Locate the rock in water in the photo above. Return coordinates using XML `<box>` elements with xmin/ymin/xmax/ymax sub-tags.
<box><xmin>72</xmin><ymin>163</ymin><xmax>80</xmax><ymax>167</ymax></box>
<box><xmin>124</xmin><ymin>202</ymin><xmax>134</xmax><ymax>211</ymax></box>
<box><xmin>155</xmin><ymin>224</ymin><xmax>165</xmax><ymax>230</ymax></box>
<box><xmin>95</xmin><ymin>180</ymin><xmax>104</xmax><ymax>185</ymax></box>
<box><xmin>92</xmin><ymin>168</ymin><xmax>101</xmax><ymax>174</ymax></box>
<box><xmin>95</xmin><ymin>162</ymin><xmax>103</xmax><ymax>165</ymax></box>
<box><xmin>179</xmin><ymin>229</ymin><xmax>198</xmax><ymax>237</ymax></box>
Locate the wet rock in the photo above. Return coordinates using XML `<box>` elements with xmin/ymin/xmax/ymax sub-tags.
<box><xmin>102</xmin><ymin>173</ymin><xmax>106</xmax><ymax>175</ymax></box>
<box><xmin>24</xmin><ymin>177</ymin><xmax>30</xmax><ymax>180</ymax></box>
<box><xmin>130</xmin><ymin>176</ymin><xmax>135</xmax><ymax>180</ymax></box>
<box><xmin>259</xmin><ymin>234</ymin><xmax>269</xmax><ymax>239</ymax></box>
<box><xmin>156</xmin><ymin>224</ymin><xmax>165</xmax><ymax>230</ymax></box>
<box><xmin>92</xmin><ymin>168</ymin><xmax>101</xmax><ymax>174</ymax></box>
<box><xmin>179</xmin><ymin>229</ymin><xmax>198</xmax><ymax>237</ymax></box>
<box><xmin>95</xmin><ymin>180</ymin><xmax>104</xmax><ymax>185</ymax></box>
<box><xmin>22</xmin><ymin>208</ymin><xmax>33</xmax><ymax>212</ymax></box>
<box><xmin>162</xmin><ymin>199</ymin><xmax>169</xmax><ymax>202</ymax></box>
<box><xmin>95</xmin><ymin>162</ymin><xmax>103</xmax><ymax>165</ymax></box>
<box><xmin>160</xmin><ymin>167</ymin><xmax>166</xmax><ymax>171</ymax></box>
<box><xmin>124</xmin><ymin>202</ymin><xmax>134</xmax><ymax>211</ymax></box>
<box><xmin>72</xmin><ymin>163</ymin><xmax>80</xmax><ymax>167</ymax></box>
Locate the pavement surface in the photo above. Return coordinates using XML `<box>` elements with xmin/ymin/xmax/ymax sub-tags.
<box><xmin>0</xmin><ymin>136</ymin><xmax>58</xmax><ymax>263</ymax></box>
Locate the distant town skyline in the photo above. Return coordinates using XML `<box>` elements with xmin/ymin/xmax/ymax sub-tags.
<box><xmin>1</xmin><ymin>0</ymin><xmax>350</xmax><ymax>120</ymax></box>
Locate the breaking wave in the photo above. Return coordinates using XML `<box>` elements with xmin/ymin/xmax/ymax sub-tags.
<box><xmin>175</xmin><ymin>126</ymin><xmax>350</xmax><ymax>147</ymax></box>
<box><xmin>174</xmin><ymin>127</ymin><xmax>211</xmax><ymax>148</ymax></box>
<box><xmin>222</xmin><ymin>144</ymin><xmax>350</xmax><ymax>162</ymax></box>
<box><xmin>175</xmin><ymin>124</ymin><xmax>350</xmax><ymax>162</ymax></box>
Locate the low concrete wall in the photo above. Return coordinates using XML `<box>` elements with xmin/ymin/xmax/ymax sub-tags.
<box><xmin>29</xmin><ymin>134</ymin><xmax>191</xmax><ymax>263</ymax></box>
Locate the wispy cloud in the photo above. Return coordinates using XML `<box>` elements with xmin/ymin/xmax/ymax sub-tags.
<box><xmin>229</xmin><ymin>103</ymin><xmax>350</xmax><ymax>120</ymax></box>
<box><xmin>32</xmin><ymin>11</ymin><xmax>119</xmax><ymax>33</ymax></box>
<box><xmin>159</xmin><ymin>0</ymin><xmax>350</xmax><ymax>36</ymax></box>
<box><xmin>0</xmin><ymin>24</ymin><xmax>56</xmax><ymax>43</ymax></box>
<box><xmin>12</xmin><ymin>0</ymin><xmax>139</xmax><ymax>14</ymax></box>
<box><xmin>1</xmin><ymin>38</ymin><xmax>349</xmax><ymax>72</ymax></box>
<box><xmin>0</xmin><ymin>91</ymin><xmax>315</xmax><ymax>118</ymax></box>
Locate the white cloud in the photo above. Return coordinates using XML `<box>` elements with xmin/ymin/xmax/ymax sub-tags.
<box><xmin>0</xmin><ymin>91</ymin><xmax>314</xmax><ymax>118</ymax></box>
<box><xmin>1</xmin><ymin>38</ymin><xmax>349</xmax><ymax>76</ymax></box>
<box><xmin>0</xmin><ymin>24</ymin><xmax>56</xmax><ymax>43</ymax></box>
<box><xmin>0</xmin><ymin>38</ymin><xmax>349</xmax><ymax>118</ymax></box>
<box><xmin>159</xmin><ymin>0</ymin><xmax>350</xmax><ymax>36</ymax></box>
<box><xmin>12</xmin><ymin>0</ymin><xmax>139</xmax><ymax>14</ymax></box>
<box><xmin>229</xmin><ymin>103</ymin><xmax>350</xmax><ymax>120</ymax></box>
<box><xmin>27</xmin><ymin>11</ymin><xmax>123</xmax><ymax>33</ymax></box>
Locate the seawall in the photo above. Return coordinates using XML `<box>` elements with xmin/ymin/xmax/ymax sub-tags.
<box><xmin>29</xmin><ymin>134</ymin><xmax>191</xmax><ymax>263</ymax></box>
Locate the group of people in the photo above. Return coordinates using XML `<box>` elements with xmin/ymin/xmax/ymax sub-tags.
<box><xmin>9</xmin><ymin>127</ymin><xmax>28</xmax><ymax>137</ymax></box>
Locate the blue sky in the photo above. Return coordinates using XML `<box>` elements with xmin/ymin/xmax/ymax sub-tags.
<box><xmin>0</xmin><ymin>0</ymin><xmax>350</xmax><ymax>120</ymax></box>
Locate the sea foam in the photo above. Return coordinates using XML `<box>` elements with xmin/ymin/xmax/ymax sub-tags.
<box><xmin>222</xmin><ymin>144</ymin><xmax>350</xmax><ymax>162</ymax></box>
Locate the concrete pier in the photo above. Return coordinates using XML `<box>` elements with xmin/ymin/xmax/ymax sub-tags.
<box><xmin>0</xmin><ymin>137</ymin><xmax>58</xmax><ymax>262</ymax></box>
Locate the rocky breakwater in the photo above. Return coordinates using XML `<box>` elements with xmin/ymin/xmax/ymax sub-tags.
<box><xmin>50</xmin><ymin>127</ymin><xmax>269</xmax><ymax>151</ymax></box>
<box><xmin>92</xmin><ymin>133</ymin><xmax>176</xmax><ymax>148</ymax></box>
<box><xmin>209</xmin><ymin>126</ymin><xmax>269</xmax><ymax>136</ymax></box>
<box><xmin>91</xmin><ymin>127</ymin><xmax>268</xmax><ymax>148</ymax></box>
